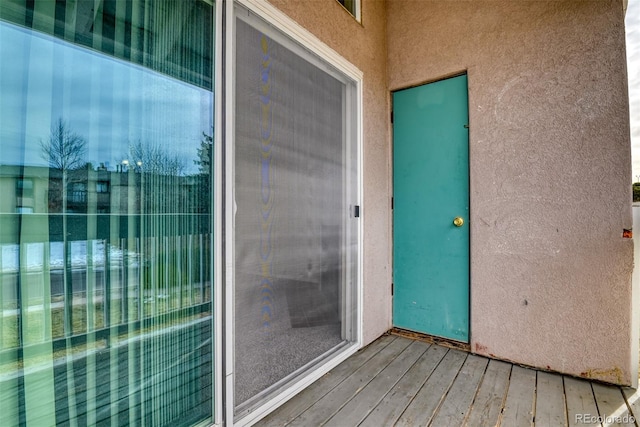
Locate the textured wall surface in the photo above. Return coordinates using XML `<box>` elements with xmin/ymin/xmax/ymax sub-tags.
<box><xmin>267</xmin><ymin>0</ymin><xmax>392</xmax><ymax>345</ymax></box>
<box><xmin>387</xmin><ymin>0</ymin><xmax>633</xmax><ymax>384</ymax></box>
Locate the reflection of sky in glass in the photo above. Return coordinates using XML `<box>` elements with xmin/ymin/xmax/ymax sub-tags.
<box><xmin>0</xmin><ymin>21</ymin><xmax>213</xmax><ymax>175</ymax></box>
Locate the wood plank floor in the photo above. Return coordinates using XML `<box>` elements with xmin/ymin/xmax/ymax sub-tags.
<box><xmin>257</xmin><ymin>334</ymin><xmax>640</xmax><ymax>427</ymax></box>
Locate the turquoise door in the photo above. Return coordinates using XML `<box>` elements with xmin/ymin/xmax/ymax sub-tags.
<box><xmin>393</xmin><ymin>75</ymin><xmax>470</xmax><ymax>342</ymax></box>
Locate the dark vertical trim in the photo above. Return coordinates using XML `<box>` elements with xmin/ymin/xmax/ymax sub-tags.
<box><xmin>120</xmin><ymin>238</ymin><xmax>127</xmax><ymax>324</ymax></box>
<box><xmin>64</xmin><ymin>239</ymin><xmax>73</xmax><ymax>336</ymax></box>
<box><xmin>104</xmin><ymin>238</ymin><xmax>111</xmax><ymax>328</ymax></box>
<box><xmin>18</xmin><ymin>369</ymin><xmax>26</xmax><ymax>425</ymax></box>
<box><xmin>116</xmin><ymin>344</ymin><xmax>130</xmax><ymax>424</ymax></box>
<box><xmin>54</xmin><ymin>0</ymin><xmax>66</xmax><ymax>37</ymax></box>
<box><xmin>123</xmin><ymin>0</ymin><xmax>132</xmax><ymax>60</ymax></box>
<box><xmin>102</xmin><ymin>0</ymin><xmax>116</xmax><ymax>54</ymax></box>
<box><xmin>25</xmin><ymin>0</ymin><xmax>35</xmax><ymax>27</ymax></box>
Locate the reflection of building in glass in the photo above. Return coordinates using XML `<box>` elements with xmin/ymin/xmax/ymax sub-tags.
<box><xmin>0</xmin><ymin>161</ymin><xmax>213</xmax><ymax>322</ymax></box>
<box><xmin>0</xmin><ymin>162</ymin><xmax>214</xmax><ymax>419</ymax></box>
<box><xmin>1</xmin><ymin>166</ymin><xmax>46</xmax><ymax>214</ymax></box>
<box><xmin>0</xmin><ymin>164</ymin><xmax>210</xmax><ymax>216</ymax></box>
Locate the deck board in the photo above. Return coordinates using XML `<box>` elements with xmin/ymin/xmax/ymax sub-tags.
<box><xmin>256</xmin><ymin>334</ymin><xmax>638</xmax><ymax>427</ymax></box>
<box><xmin>429</xmin><ymin>354</ymin><xmax>489</xmax><ymax>426</ymax></box>
<box><xmin>256</xmin><ymin>334</ymin><xmax>396</xmax><ymax>427</ymax></box>
<box><xmin>358</xmin><ymin>344</ymin><xmax>448</xmax><ymax>427</ymax></box>
<box><xmin>499</xmin><ymin>365</ymin><xmax>537</xmax><ymax>427</ymax></box>
<box><xmin>622</xmin><ymin>388</ymin><xmax>640</xmax><ymax>424</ymax></box>
<box><xmin>287</xmin><ymin>337</ymin><xmax>412</xmax><ymax>426</ymax></box>
<box><xmin>394</xmin><ymin>349</ymin><xmax>468</xmax><ymax>427</ymax></box>
<box><xmin>591</xmin><ymin>383</ymin><xmax>634</xmax><ymax>427</ymax></box>
<box><xmin>323</xmin><ymin>340</ymin><xmax>429</xmax><ymax>427</ymax></box>
<box><xmin>565</xmin><ymin>377</ymin><xmax>600</xmax><ymax>427</ymax></box>
<box><xmin>464</xmin><ymin>359</ymin><xmax>511</xmax><ymax>427</ymax></box>
<box><xmin>535</xmin><ymin>371</ymin><xmax>567</xmax><ymax>427</ymax></box>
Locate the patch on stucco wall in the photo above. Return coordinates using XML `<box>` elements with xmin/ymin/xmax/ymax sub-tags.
<box><xmin>474</xmin><ymin>343</ymin><xmax>488</xmax><ymax>354</ymax></box>
<box><xmin>581</xmin><ymin>367</ymin><xmax>624</xmax><ymax>384</ymax></box>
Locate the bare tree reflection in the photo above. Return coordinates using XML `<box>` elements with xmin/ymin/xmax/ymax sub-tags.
<box><xmin>127</xmin><ymin>141</ymin><xmax>186</xmax><ymax>176</ymax></box>
<box><xmin>40</xmin><ymin>119</ymin><xmax>87</xmax><ymax>171</ymax></box>
<box><xmin>194</xmin><ymin>132</ymin><xmax>213</xmax><ymax>176</ymax></box>
<box><xmin>39</xmin><ymin>118</ymin><xmax>88</xmax><ymax>335</ymax></box>
<box><xmin>194</xmin><ymin>131</ymin><xmax>213</xmax><ymax>214</ymax></box>
<box><xmin>40</xmin><ymin>119</ymin><xmax>88</xmax><ymax>213</ymax></box>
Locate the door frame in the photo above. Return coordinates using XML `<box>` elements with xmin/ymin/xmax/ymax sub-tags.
<box><xmin>391</xmin><ymin>72</ymin><xmax>472</xmax><ymax>343</ymax></box>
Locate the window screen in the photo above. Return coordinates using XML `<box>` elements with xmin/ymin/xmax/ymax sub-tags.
<box><xmin>233</xmin><ymin>7</ymin><xmax>359</xmax><ymax>414</ymax></box>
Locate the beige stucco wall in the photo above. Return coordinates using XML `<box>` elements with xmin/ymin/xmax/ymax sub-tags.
<box><xmin>267</xmin><ymin>0</ymin><xmax>392</xmax><ymax>345</ymax></box>
<box><xmin>388</xmin><ymin>0</ymin><xmax>634</xmax><ymax>384</ymax></box>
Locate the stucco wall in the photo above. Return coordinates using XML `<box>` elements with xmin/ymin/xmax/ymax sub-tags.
<box><xmin>388</xmin><ymin>0</ymin><xmax>634</xmax><ymax>384</ymax></box>
<box><xmin>267</xmin><ymin>0</ymin><xmax>392</xmax><ymax>345</ymax></box>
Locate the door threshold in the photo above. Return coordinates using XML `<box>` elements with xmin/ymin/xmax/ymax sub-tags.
<box><xmin>390</xmin><ymin>327</ymin><xmax>471</xmax><ymax>352</ymax></box>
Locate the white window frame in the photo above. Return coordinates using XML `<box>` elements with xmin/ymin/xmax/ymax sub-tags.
<box><xmin>223</xmin><ymin>0</ymin><xmax>363</xmax><ymax>425</ymax></box>
<box><xmin>214</xmin><ymin>0</ymin><xmax>225</xmax><ymax>426</ymax></box>
<box><xmin>337</xmin><ymin>0</ymin><xmax>361</xmax><ymax>22</ymax></box>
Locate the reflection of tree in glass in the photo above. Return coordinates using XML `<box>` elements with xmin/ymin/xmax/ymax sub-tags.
<box><xmin>194</xmin><ymin>131</ymin><xmax>213</xmax><ymax>176</ymax></box>
<box><xmin>194</xmin><ymin>131</ymin><xmax>213</xmax><ymax>214</ymax></box>
<box><xmin>40</xmin><ymin>118</ymin><xmax>87</xmax><ymax>171</ymax></box>
<box><xmin>127</xmin><ymin>141</ymin><xmax>186</xmax><ymax>176</ymax></box>
<box><xmin>125</xmin><ymin>141</ymin><xmax>191</xmax><ymax>215</ymax></box>
<box><xmin>40</xmin><ymin>119</ymin><xmax>87</xmax><ymax>213</ymax></box>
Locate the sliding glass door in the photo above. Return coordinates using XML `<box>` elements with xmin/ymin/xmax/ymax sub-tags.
<box><xmin>1</xmin><ymin>0</ymin><xmax>361</xmax><ymax>424</ymax></box>
<box><xmin>232</xmin><ymin>4</ymin><xmax>360</xmax><ymax>417</ymax></box>
<box><xmin>0</xmin><ymin>1</ymin><xmax>215</xmax><ymax>425</ymax></box>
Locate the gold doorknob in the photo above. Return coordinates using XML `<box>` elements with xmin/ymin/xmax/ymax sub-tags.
<box><xmin>453</xmin><ymin>217</ymin><xmax>464</xmax><ymax>227</ymax></box>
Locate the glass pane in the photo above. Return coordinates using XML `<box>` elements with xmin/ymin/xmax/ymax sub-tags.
<box><xmin>0</xmin><ymin>1</ymin><xmax>214</xmax><ymax>425</ymax></box>
<box><xmin>234</xmin><ymin>12</ymin><xmax>358</xmax><ymax>411</ymax></box>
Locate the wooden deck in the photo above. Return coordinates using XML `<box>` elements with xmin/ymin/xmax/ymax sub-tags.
<box><xmin>257</xmin><ymin>334</ymin><xmax>640</xmax><ymax>426</ymax></box>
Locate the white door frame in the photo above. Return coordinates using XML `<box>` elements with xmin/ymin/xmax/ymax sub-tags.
<box><xmin>221</xmin><ymin>0</ymin><xmax>364</xmax><ymax>425</ymax></box>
